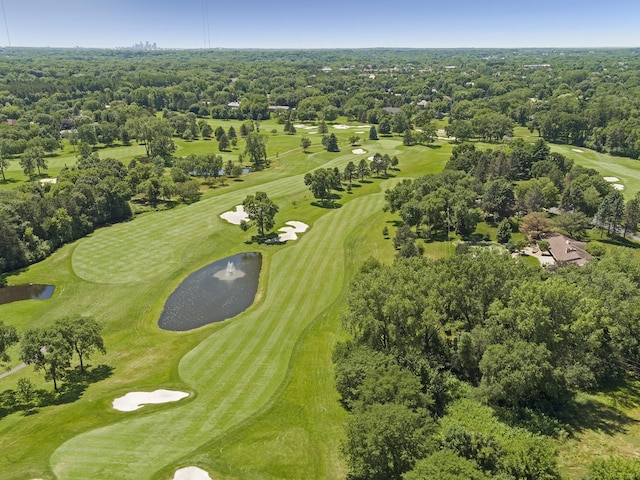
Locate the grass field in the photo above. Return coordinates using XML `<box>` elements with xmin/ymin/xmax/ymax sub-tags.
<box><xmin>0</xmin><ymin>124</ymin><xmax>419</xmax><ymax>479</ymax></box>
<box><xmin>3</xmin><ymin>122</ymin><xmax>640</xmax><ymax>479</ymax></box>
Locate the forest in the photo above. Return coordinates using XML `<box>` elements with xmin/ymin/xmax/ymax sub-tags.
<box><xmin>2</xmin><ymin>47</ymin><xmax>640</xmax><ymax>479</ymax></box>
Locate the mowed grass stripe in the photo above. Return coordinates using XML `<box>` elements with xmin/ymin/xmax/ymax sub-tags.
<box><xmin>51</xmin><ymin>187</ymin><xmax>387</xmax><ymax>479</ymax></box>
<box><xmin>71</xmin><ymin>163</ymin><xmax>344</xmax><ymax>284</ymax></box>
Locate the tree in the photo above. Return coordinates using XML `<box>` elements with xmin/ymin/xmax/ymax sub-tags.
<box><xmin>554</xmin><ymin>210</ymin><xmax>592</xmax><ymax>238</ymax></box>
<box><xmin>125</xmin><ymin>116</ymin><xmax>175</xmax><ymax>160</ymax></box>
<box><xmin>20</xmin><ymin>328</ymin><xmax>73</xmax><ymax>391</ymax></box>
<box><xmin>342</xmin><ymin>403</ymin><xmax>434</xmax><ymax>480</ymax></box>
<box><xmin>343</xmin><ymin>161</ymin><xmax>357</xmax><ymax>186</ymax></box>
<box><xmin>624</xmin><ymin>194</ymin><xmax>640</xmax><ymax>237</ymax></box>
<box><xmin>595</xmin><ymin>191</ymin><xmax>625</xmax><ymax>236</ymax></box>
<box><xmin>305</xmin><ymin>168</ymin><xmax>339</xmax><ymax>206</ymax></box>
<box><xmin>482</xmin><ymin>179</ymin><xmax>515</xmax><ymax>219</ymax></box>
<box><xmin>349</xmin><ymin>135</ymin><xmax>360</xmax><ymax>146</ymax></box>
<box><xmin>403</xmin><ymin>129</ymin><xmax>414</xmax><ymax>146</ymax></box>
<box><xmin>242</xmin><ymin>191</ymin><xmax>279</xmax><ymax>237</ymax></box>
<box><xmin>244</xmin><ymin>132</ymin><xmax>268</xmax><ymax>169</ymax></box>
<box><xmin>479</xmin><ymin>340</ymin><xmax>566</xmax><ymax>409</ymax></box>
<box><xmin>55</xmin><ymin>317</ymin><xmax>106</xmax><ymax>373</ymax></box>
<box><xmin>20</xmin><ymin>146</ymin><xmax>46</xmax><ymax>178</ymax></box>
<box><xmin>405</xmin><ymin>450</ymin><xmax>489</xmax><ymax>480</ymax></box>
<box><xmin>325</xmin><ymin>133</ymin><xmax>339</xmax><ymax>152</ymax></box>
<box><xmin>214</xmin><ymin>126</ymin><xmax>225</xmax><ymax>141</ymax></box>
<box><xmin>300</xmin><ymin>137</ymin><xmax>312</xmax><ymax>152</ymax></box>
<box><xmin>379</xmin><ymin>117</ymin><xmax>391</xmax><ymax>135</ymax></box>
<box><xmin>519</xmin><ymin>211</ymin><xmax>552</xmax><ymax>240</ymax></box>
<box><xmin>0</xmin><ymin>321</ymin><xmax>18</xmax><ymax>363</ymax></box>
<box><xmin>318</xmin><ymin>120</ymin><xmax>328</xmax><ymax>135</ymax></box>
<box><xmin>0</xmin><ymin>140</ymin><xmax>11</xmax><ymax>182</ymax></box>
<box><xmin>218</xmin><ymin>132</ymin><xmax>230</xmax><ymax>151</ymax></box>
<box><xmin>496</xmin><ymin>218</ymin><xmax>512</xmax><ymax>244</ymax></box>
<box><xmin>357</xmin><ymin>158</ymin><xmax>371</xmax><ymax>181</ymax></box>
<box><xmin>200</xmin><ymin>123</ymin><xmax>213</xmax><ymax>138</ymax></box>
<box><xmin>369</xmin><ymin>125</ymin><xmax>378</xmax><ymax>140</ymax></box>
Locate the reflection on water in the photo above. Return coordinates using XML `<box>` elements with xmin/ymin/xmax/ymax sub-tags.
<box><xmin>0</xmin><ymin>284</ymin><xmax>55</xmax><ymax>305</ymax></box>
<box><xmin>158</xmin><ymin>252</ymin><xmax>262</xmax><ymax>331</ymax></box>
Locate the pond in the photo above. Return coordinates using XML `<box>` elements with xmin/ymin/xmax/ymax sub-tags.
<box><xmin>0</xmin><ymin>284</ymin><xmax>56</xmax><ymax>305</ymax></box>
<box><xmin>158</xmin><ymin>252</ymin><xmax>262</xmax><ymax>331</ymax></box>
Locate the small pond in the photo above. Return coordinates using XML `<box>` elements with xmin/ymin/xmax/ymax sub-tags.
<box><xmin>0</xmin><ymin>284</ymin><xmax>56</xmax><ymax>305</ymax></box>
<box><xmin>158</xmin><ymin>252</ymin><xmax>262</xmax><ymax>331</ymax></box>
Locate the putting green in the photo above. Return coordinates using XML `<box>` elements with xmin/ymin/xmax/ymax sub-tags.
<box><xmin>51</xmin><ymin>176</ymin><xmax>395</xmax><ymax>479</ymax></box>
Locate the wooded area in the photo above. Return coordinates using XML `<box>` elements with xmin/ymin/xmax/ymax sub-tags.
<box><xmin>2</xmin><ymin>47</ymin><xmax>640</xmax><ymax>479</ymax></box>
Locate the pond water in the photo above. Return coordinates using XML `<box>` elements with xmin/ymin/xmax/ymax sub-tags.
<box><xmin>158</xmin><ymin>252</ymin><xmax>262</xmax><ymax>331</ymax></box>
<box><xmin>0</xmin><ymin>284</ymin><xmax>56</xmax><ymax>305</ymax></box>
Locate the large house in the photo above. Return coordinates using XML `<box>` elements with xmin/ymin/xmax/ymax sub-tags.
<box><xmin>546</xmin><ymin>234</ymin><xmax>592</xmax><ymax>266</ymax></box>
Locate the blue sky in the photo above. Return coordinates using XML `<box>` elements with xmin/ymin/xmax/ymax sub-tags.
<box><xmin>2</xmin><ymin>0</ymin><xmax>639</xmax><ymax>49</ymax></box>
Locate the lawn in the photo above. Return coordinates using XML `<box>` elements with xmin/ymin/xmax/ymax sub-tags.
<box><xmin>4</xmin><ymin>122</ymin><xmax>640</xmax><ymax>479</ymax></box>
<box><xmin>0</xmin><ymin>126</ymin><xmax>436</xmax><ymax>479</ymax></box>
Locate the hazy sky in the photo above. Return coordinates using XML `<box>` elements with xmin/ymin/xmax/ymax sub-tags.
<box><xmin>1</xmin><ymin>0</ymin><xmax>639</xmax><ymax>49</ymax></box>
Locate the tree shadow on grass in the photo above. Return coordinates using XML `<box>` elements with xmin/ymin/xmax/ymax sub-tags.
<box><xmin>598</xmin><ymin>234</ymin><xmax>640</xmax><ymax>249</ymax></box>
<box><xmin>311</xmin><ymin>201</ymin><xmax>342</xmax><ymax>209</ymax></box>
<box><xmin>559</xmin><ymin>397</ymin><xmax>638</xmax><ymax>437</ymax></box>
<box><xmin>0</xmin><ymin>364</ymin><xmax>114</xmax><ymax>421</ymax></box>
<box><xmin>494</xmin><ymin>396</ymin><xmax>637</xmax><ymax>439</ymax></box>
<box><xmin>49</xmin><ymin>364</ymin><xmax>114</xmax><ymax>406</ymax></box>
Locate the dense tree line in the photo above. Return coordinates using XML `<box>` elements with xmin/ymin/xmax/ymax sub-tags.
<box><xmin>1</xmin><ymin>48</ymin><xmax>640</xmax><ymax>166</ymax></box>
<box><xmin>0</xmin><ymin>155</ymin><xmax>132</xmax><ymax>275</ymax></box>
<box><xmin>336</xmin><ymin>251</ymin><xmax>640</xmax><ymax>479</ymax></box>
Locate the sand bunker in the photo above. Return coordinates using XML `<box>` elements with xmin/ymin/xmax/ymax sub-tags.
<box><xmin>277</xmin><ymin>221</ymin><xmax>309</xmax><ymax>242</ymax></box>
<box><xmin>112</xmin><ymin>390</ymin><xmax>189</xmax><ymax>412</ymax></box>
<box><xmin>352</xmin><ymin>148</ymin><xmax>366</xmax><ymax>154</ymax></box>
<box><xmin>39</xmin><ymin>178</ymin><xmax>57</xmax><ymax>184</ymax></box>
<box><xmin>293</xmin><ymin>124</ymin><xmax>306</xmax><ymax>128</ymax></box>
<box><xmin>613</xmin><ymin>183</ymin><xmax>625</xmax><ymax>190</ymax></box>
<box><xmin>572</xmin><ymin>148</ymin><xmax>584</xmax><ymax>153</ymax></box>
<box><xmin>220</xmin><ymin>205</ymin><xmax>249</xmax><ymax>225</ymax></box>
<box><xmin>355</xmin><ymin>131</ymin><xmax>365</xmax><ymax>134</ymax></box>
<box><xmin>333</xmin><ymin>124</ymin><xmax>350</xmax><ymax>129</ymax></box>
<box><xmin>604</xmin><ymin>176</ymin><xmax>620</xmax><ymax>182</ymax></box>
<box><xmin>367</xmin><ymin>156</ymin><xmax>374</xmax><ymax>161</ymax></box>
<box><xmin>172</xmin><ymin>467</ymin><xmax>212</xmax><ymax>480</ymax></box>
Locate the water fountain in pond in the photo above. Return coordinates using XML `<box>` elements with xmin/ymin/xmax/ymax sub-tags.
<box><xmin>213</xmin><ymin>261</ymin><xmax>245</xmax><ymax>281</ymax></box>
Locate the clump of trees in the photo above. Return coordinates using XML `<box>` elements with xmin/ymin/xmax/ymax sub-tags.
<box><xmin>0</xmin><ymin>155</ymin><xmax>132</xmax><ymax>276</ymax></box>
<box><xmin>336</xmin><ymin>250</ymin><xmax>640</xmax><ymax>479</ymax></box>
<box><xmin>240</xmin><ymin>191</ymin><xmax>279</xmax><ymax>239</ymax></box>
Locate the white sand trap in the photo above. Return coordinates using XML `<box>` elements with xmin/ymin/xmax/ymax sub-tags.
<box><xmin>113</xmin><ymin>389</ymin><xmax>189</xmax><ymax>412</ymax></box>
<box><xmin>613</xmin><ymin>183</ymin><xmax>625</xmax><ymax>190</ymax></box>
<box><xmin>293</xmin><ymin>124</ymin><xmax>306</xmax><ymax>128</ymax></box>
<box><xmin>572</xmin><ymin>148</ymin><xmax>584</xmax><ymax>153</ymax></box>
<box><xmin>367</xmin><ymin>156</ymin><xmax>374</xmax><ymax>161</ymax></box>
<box><xmin>308</xmin><ymin>131</ymin><xmax>317</xmax><ymax>134</ymax></box>
<box><xmin>277</xmin><ymin>221</ymin><xmax>309</xmax><ymax>242</ymax></box>
<box><xmin>39</xmin><ymin>178</ymin><xmax>57</xmax><ymax>184</ymax></box>
<box><xmin>604</xmin><ymin>176</ymin><xmax>620</xmax><ymax>182</ymax></box>
<box><xmin>220</xmin><ymin>205</ymin><xmax>249</xmax><ymax>225</ymax></box>
<box><xmin>355</xmin><ymin>131</ymin><xmax>365</xmax><ymax>134</ymax></box>
<box><xmin>333</xmin><ymin>124</ymin><xmax>350</xmax><ymax>129</ymax></box>
<box><xmin>352</xmin><ymin>148</ymin><xmax>367</xmax><ymax>154</ymax></box>
<box><xmin>172</xmin><ymin>467</ymin><xmax>212</xmax><ymax>480</ymax></box>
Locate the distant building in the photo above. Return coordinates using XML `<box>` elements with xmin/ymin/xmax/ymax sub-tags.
<box><xmin>267</xmin><ymin>105</ymin><xmax>290</xmax><ymax>112</ymax></box>
<box><xmin>383</xmin><ymin>107</ymin><xmax>401</xmax><ymax>115</ymax></box>
<box><xmin>6</xmin><ymin>119</ymin><xmax>17</xmax><ymax>126</ymax></box>
<box><xmin>227</xmin><ymin>101</ymin><xmax>240</xmax><ymax>109</ymax></box>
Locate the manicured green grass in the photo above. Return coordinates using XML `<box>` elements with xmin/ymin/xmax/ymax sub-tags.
<box><xmin>0</xmin><ymin>129</ymin><xmax>442</xmax><ymax>479</ymax></box>
<box><xmin>5</xmin><ymin>120</ymin><xmax>640</xmax><ymax>479</ymax></box>
<box><xmin>551</xmin><ymin>144</ymin><xmax>640</xmax><ymax>199</ymax></box>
